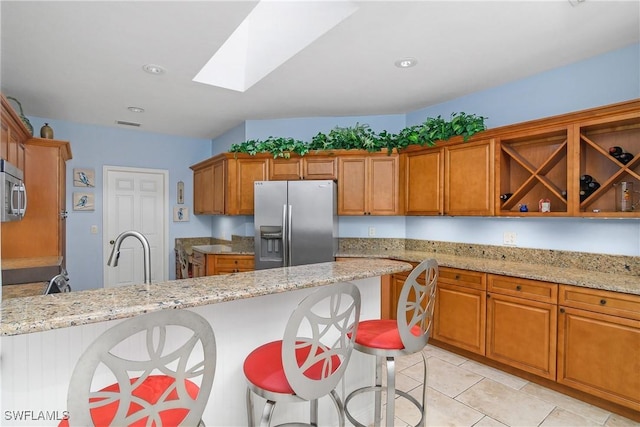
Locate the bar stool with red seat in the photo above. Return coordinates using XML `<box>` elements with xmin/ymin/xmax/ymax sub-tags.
<box><xmin>344</xmin><ymin>258</ymin><xmax>438</xmax><ymax>427</ymax></box>
<box><xmin>59</xmin><ymin>309</ymin><xmax>216</xmax><ymax>427</ymax></box>
<box><xmin>243</xmin><ymin>281</ymin><xmax>361</xmax><ymax>427</ymax></box>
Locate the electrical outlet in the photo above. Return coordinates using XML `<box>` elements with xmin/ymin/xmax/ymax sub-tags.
<box><xmin>368</xmin><ymin>226</ymin><xmax>376</xmax><ymax>237</ymax></box>
<box><xmin>90</xmin><ymin>225</ymin><xmax>98</xmax><ymax>234</ymax></box>
<box><xmin>503</xmin><ymin>232</ymin><xmax>517</xmax><ymax>246</ymax></box>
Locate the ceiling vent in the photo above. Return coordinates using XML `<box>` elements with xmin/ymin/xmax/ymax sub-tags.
<box><xmin>116</xmin><ymin>120</ymin><xmax>141</xmax><ymax>127</ymax></box>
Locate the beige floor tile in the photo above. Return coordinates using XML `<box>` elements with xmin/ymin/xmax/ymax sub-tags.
<box><xmin>425</xmin><ymin>356</ymin><xmax>483</xmax><ymax>398</ymax></box>
<box><xmin>539</xmin><ymin>407</ymin><xmax>603</xmax><ymax>427</ymax></box>
<box><xmin>396</xmin><ymin>351</ymin><xmax>425</xmax><ymax>371</ymax></box>
<box><xmin>473</xmin><ymin>415</ymin><xmax>510</xmax><ymax>427</ymax></box>
<box><xmin>412</xmin><ymin>386</ymin><xmax>485</xmax><ymax>427</ymax></box>
<box><xmin>456</xmin><ymin>378</ymin><xmax>555</xmax><ymax>426</ymax></box>
<box><xmin>458</xmin><ymin>359</ymin><xmax>528</xmax><ymax>390</ymax></box>
<box><xmin>424</xmin><ymin>344</ymin><xmax>469</xmax><ymax>366</ymax></box>
<box><xmin>521</xmin><ymin>382</ymin><xmax>611</xmax><ymax>424</ymax></box>
<box><xmin>605</xmin><ymin>413</ymin><xmax>640</xmax><ymax>427</ymax></box>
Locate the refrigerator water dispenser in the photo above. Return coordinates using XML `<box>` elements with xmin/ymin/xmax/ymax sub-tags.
<box><xmin>259</xmin><ymin>225</ymin><xmax>283</xmax><ymax>261</ymax></box>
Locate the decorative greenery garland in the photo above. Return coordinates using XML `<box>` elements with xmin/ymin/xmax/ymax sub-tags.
<box><xmin>229</xmin><ymin>112</ymin><xmax>487</xmax><ymax>158</ymax></box>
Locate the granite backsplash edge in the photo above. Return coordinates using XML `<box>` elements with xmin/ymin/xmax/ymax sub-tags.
<box><xmin>176</xmin><ymin>236</ymin><xmax>639</xmax><ymax>277</ymax></box>
<box><xmin>338</xmin><ymin>238</ymin><xmax>640</xmax><ymax>277</ymax></box>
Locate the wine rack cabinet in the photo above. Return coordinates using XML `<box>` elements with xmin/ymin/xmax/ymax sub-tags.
<box><xmin>497</xmin><ymin>126</ymin><xmax>570</xmax><ymax>216</ymax></box>
<box><xmin>577</xmin><ymin>112</ymin><xmax>640</xmax><ymax>216</ymax></box>
<box><xmin>496</xmin><ymin>102</ymin><xmax>640</xmax><ymax>217</ymax></box>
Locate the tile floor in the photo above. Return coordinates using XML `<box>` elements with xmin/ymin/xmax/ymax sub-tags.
<box><xmin>375</xmin><ymin>344</ymin><xmax>639</xmax><ymax>427</ymax></box>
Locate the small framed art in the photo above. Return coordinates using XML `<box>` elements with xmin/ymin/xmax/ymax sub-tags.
<box><xmin>173</xmin><ymin>206</ymin><xmax>189</xmax><ymax>222</ymax></box>
<box><xmin>73</xmin><ymin>168</ymin><xmax>95</xmax><ymax>187</ymax></box>
<box><xmin>73</xmin><ymin>192</ymin><xmax>95</xmax><ymax>211</ymax></box>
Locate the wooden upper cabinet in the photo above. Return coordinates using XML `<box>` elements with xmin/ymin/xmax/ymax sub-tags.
<box><xmin>445</xmin><ymin>139</ymin><xmax>495</xmax><ymax>215</ymax></box>
<box><xmin>269</xmin><ymin>155</ymin><xmax>337</xmax><ymax>180</ymax></box>
<box><xmin>338</xmin><ymin>152</ymin><xmax>403</xmax><ymax>215</ymax></box>
<box><xmin>193</xmin><ymin>158</ymin><xmax>226</xmax><ymax>215</ymax></box>
<box><xmin>192</xmin><ymin>154</ymin><xmax>268</xmax><ymax>216</ymax></box>
<box><xmin>405</xmin><ymin>147</ymin><xmax>443</xmax><ymax>215</ymax></box>
<box><xmin>2</xmin><ymin>138</ymin><xmax>72</xmax><ymax>261</ymax></box>
<box><xmin>1</xmin><ymin>94</ymin><xmax>29</xmax><ymax>171</ymax></box>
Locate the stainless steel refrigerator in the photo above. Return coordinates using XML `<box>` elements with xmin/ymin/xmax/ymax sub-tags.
<box><xmin>254</xmin><ymin>180</ymin><xmax>337</xmax><ymax>270</ymax></box>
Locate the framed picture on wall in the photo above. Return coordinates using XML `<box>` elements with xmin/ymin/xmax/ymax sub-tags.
<box><xmin>173</xmin><ymin>206</ymin><xmax>189</xmax><ymax>222</ymax></box>
<box><xmin>73</xmin><ymin>168</ymin><xmax>95</xmax><ymax>187</ymax></box>
<box><xmin>73</xmin><ymin>192</ymin><xmax>95</xmax><ymax>211</ymax></box>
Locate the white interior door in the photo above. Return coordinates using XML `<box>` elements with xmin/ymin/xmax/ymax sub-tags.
<box><xmin>103</xmin><ymin>166</ymin><xmax>168</xmax><ymax>288</ymax></box>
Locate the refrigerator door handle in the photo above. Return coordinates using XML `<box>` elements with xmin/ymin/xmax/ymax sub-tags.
<box><xmin>282</xmin><ymin>204</ymin><xmax>288</xmax><ymax>266</ymax></box>
<box><xmin>287</xmin><ymin>204</ymin><xmax>293</xmax><ymax>266</ymax></box>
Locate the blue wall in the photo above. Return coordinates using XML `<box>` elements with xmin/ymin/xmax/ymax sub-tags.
<box><xmin>16</xmin><ymin>43</ymin><xmax>640</xmax><ymax>291</ymax></box>
<box><xmin>22</xmin><ymin>118</ymin><xmax>213</xmax><ymax>290</ymax></box>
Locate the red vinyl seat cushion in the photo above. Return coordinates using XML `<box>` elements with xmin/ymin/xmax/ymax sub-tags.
<box><xmin>355</xmin><ymin>319</ymin><xmax>422</xmax><ymax>350</ymax></box>
<box><xmin>59</xmin><ymin>374</ymin><xmax>200</xmax><ymax>427</ymax></box>
<box><xmin>244</xmin><ymin>340</ymin><xmax>340</xmax><ymax>395</ymax></box>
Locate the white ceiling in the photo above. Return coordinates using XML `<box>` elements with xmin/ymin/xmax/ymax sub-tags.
<box><xmin>1</xmin><ymin>1</ymin><xmax>638</xmax><ymax>140</ymax></box>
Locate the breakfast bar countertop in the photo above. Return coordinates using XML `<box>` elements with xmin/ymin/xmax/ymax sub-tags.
<box><xmin>0</xmin><ymin>258</ymin><xmax>412</xmax><ymax>337</ymax></box>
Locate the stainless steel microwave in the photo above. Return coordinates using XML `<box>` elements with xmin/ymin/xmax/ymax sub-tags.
<box><xmin>1</xmin><ymin>159</ymin><xmax>27</xmax><ymax>222</ymax></box>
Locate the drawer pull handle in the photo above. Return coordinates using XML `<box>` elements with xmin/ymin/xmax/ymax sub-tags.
<box><xmin>600</xmin><ymin>299</ymin><xmax>607</xmax><ymax>305</ymax></box>
<box><xmin>516</xmin><ymin>285</ymin><xmax>522</xmax><ymax>291</ymax></box>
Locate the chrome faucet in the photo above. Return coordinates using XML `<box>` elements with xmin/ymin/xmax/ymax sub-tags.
<box><xmin>107</xmin><ymin>230</ymin><xmax>152</xmax><ymax>284</ymax></box>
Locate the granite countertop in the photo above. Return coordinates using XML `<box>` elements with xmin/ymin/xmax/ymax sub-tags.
<box><xmin>336</xmin><ymin>249</ymin><xmax>640</xmax><ymax>296</ymax></box>
<box><xmin>191</xmin><ymin>244</ymin><xmax>253</xmax><ymax>255</ymax></box>
<box><xmin>0</xmin><ymin>259</ymin><xmax>412</xmax><ymax>337</ymax></box>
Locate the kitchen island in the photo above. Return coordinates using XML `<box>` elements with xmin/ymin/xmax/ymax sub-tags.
<box><xmin>0</xmin><ymin>258</ymin><xmax>412</xmax><ymax>426</ymax></box>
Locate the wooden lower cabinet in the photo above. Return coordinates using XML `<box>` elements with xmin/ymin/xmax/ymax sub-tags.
<box><xmin>192</xmin><ymin>251</ymin><xmax>255</xmax><ymax>277</ymax></box>
<box><xmin>486</xmin><ymin>274</ymin><xmax>558</xmax><ymax>380</ymax></box>
<box><xmin>558</xmin><ymin>285</ymin><xmax>640</xmax><ymax>411</ymax></box>
<box><xmin>433</xmin><ymin>267</ymin><xmax>487</xmax><ymax>355</ymax></box>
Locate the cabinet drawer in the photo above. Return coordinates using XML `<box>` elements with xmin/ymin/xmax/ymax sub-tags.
<box><xmin>488</xmin><ymin>274</ymin><xmax>557</xmax><ymax>304</ymax></box>
<box><xmin>559</xmin><ymin>285</ymin><xmax>640</xmax><ymax>321</ymax></box>
<box><xmin>438</xmin><ymin>267</ymin><xmax>486</xmax><ymax>291</ymax></box>
<box><xmin>214</xmin><ymin>255</ymin><xmax>254</xmax><ymax>270</ymax></box>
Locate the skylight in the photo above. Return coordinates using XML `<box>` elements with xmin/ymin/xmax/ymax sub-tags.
<box><xmin>193</xmin><ymin>0</ymin><xmax>358</xmax><ymax>92</ymax></box>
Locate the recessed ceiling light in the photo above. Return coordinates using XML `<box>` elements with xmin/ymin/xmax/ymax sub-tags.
<box><xmin>142</xmin><ymin>64</ymin><xmax>165</xmax><ymax>75</ymax></box>
<box><xmin>394</xmin><ymin>58</ymin><xmax>417</xmax><ymax>68</ymax></box>
<box><xmin>127</xmin><ymin>106</ymin><xmax>145</xmax><ymax>113</ymax></box>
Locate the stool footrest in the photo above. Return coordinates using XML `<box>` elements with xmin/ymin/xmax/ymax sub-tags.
<box><xmin>344</xmin><ymin>385</ymin><xmax>425</xmax><ymax>427</ymax></box>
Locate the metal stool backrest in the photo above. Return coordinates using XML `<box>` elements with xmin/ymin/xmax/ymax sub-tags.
<box><xmin>66</xmin><ymin>309</ymin><xmax>216</xmax><ymax>426</ymax></box>
<box><xmin>396</xmin><ymin>259</ymin><xmax>438</xmax><ymax>353</ymax></box>
<box><xmin>282</xmin><ymin>282</ymin><xmax>361</xmax><ymax>401</ymax></box>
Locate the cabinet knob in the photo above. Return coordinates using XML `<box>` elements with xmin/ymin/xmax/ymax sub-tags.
<box><xmin>560</xmin><ymin>308</ymin><xmax>565</xmax><ymax>314</ymax></box>
<box><xmin>455</xmin><ymin>275</ymin><xmax>460</xmax><ymax>280</ymax></box>
<box><xmin>600</xmin><ymin>299</ymin><xmax>607</xmax><ymax>305</ymax></box>
<box><xmin>487</xmin><ymin>294</ymin><xmax>491</xmax><ymax>298</ymax></box>
<box><xmin>516</xmin><ymin>285</ymin><xmax>522</xmax><ymax>291</ymax></box>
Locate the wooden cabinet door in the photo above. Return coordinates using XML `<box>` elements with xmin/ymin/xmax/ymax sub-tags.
<box><xmin>486</xmin><ymin>292</ymin><xmax>557</xmax><ymax>379</ymax></box>
<box><xmin>405</xmin><ymin>148</ymin><xmax>443</xmax><ymax>215</ymax></box>
<box><xmin>303</xmin><ymin>156</ymin><xmax>337</xmax><ymax>180</ymax></box>
<box><xmin>433</xmin><ymin>267</ymin><xmax>487</xmax><ymax>355</ymax></box>
<box><xmin>433</xmin><ymin>282</ymin><xmax>487</xmax><ymax>355</ymax></box>
<box><xmin>193</xmin><ymin>165</ymin><xmax>213</xmax><ymax>214</ymax></box>
<box><xmin>269</xmin><ymin>157</ymin><xmax>302</xmax><ymax>180</ymax></box>
<box><xmin>368</xmin><ymin>155</ymin><xmax>402</xmax><ymax>215</ymax></box>
<box><xmin>445</xmin><ymin>139</ymin><xmax>494</xmax><ymax>215</ymax></box>
<box><xmin>227</xmin><ymin>158</ymin><xmax>268</xmax><ymax>215</ymax></box>
<box><xmin>557</xmin><ymin>306</ymin><xmax>640</xmax><ymax>411</ymax></box>
<box><xmin>338</xmin><ymin>154</ymin><xmax>401</xmax><ymax>215</ymax></box>
<box><xmin>211</xmin><ymin>159</ymin><xmax>226</xmax><ymax>214</ymax></box>
<box><xmin>1</xmin><ymin>94</ymin><xmax>29</xmax><ymax>171</ymax></box>
<box><xmin>338</xmin><ymin>157</ymin><xmax>367</xmax><ymax>215</ymax></box>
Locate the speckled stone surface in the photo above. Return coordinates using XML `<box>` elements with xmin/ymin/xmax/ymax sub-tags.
<box><xmin>337</xmin><ymin>238</ymin><xmax>640</xmax><ymax>296</ymax></box>
<box><xmin>0</xmin><ymin>259</ymin><xmax>412</xmax><ymax>336</ymax></box>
